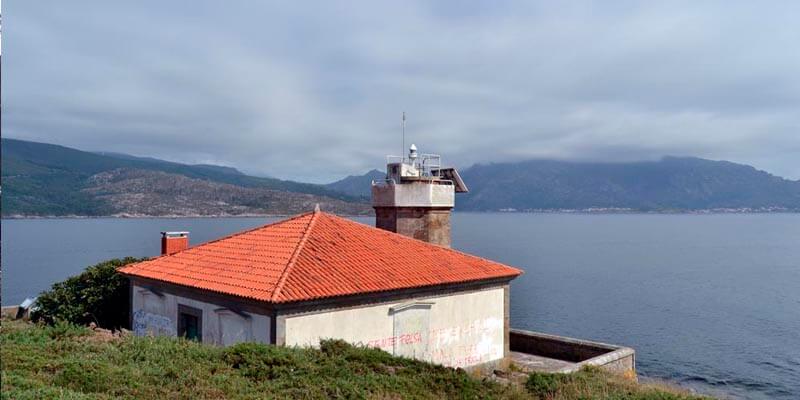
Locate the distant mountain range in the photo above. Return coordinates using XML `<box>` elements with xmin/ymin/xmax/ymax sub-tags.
<box><xmin>3</xmin><ymin>138</ymin><xmax>798</xmax><ymax>217</ymax></box>
<box><xmin>328</xmin><ymin>157</ymin><xmax>800</xmax><ymax>212</ymax></box>
<box><xmin>1</xmin><ymin>139</ymin><xmax>370</xmax><ymax>217</ymax></box>
<box><xmin>324</xmin><ymin>169</ymin><xmax>384</xmax><ymax>199</ymax></box>
<box><xmin>457</xmin><ymin>157</ymin><xmax>800</xmax><ymax>212</ymax></box>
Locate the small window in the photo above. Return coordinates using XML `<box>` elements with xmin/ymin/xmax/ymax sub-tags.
<box><xmin>178</xmin><ymin>305</ymin><xmax>202</xmax><ymax>341</ymax></box>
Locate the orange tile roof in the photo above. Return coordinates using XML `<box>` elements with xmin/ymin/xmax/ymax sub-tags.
<box><xmin>119</xmin><ymin>211</ymin><xmax>522</xmax><ymax>303</ymax></box>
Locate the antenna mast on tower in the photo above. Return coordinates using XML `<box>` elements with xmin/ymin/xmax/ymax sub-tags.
<box><xmin>402</xmin><ymin>112</ymin><xmax>406</xmax><ymax>162</ymax></box>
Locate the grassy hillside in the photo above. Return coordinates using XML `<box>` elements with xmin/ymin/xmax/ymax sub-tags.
<box><xmin>1</xmin><ymin>138</ymin><xmax>367</xmax><ymax>217</ymax></box>
<box><xmin>1</xmin><ymin>319</ymin><xmax>707</xmax><ymax>400</ymax></box>
<box><xmin>2</xmin><ymin>138</ymin><xmax>347</xmax><ymax>195</ymax></box>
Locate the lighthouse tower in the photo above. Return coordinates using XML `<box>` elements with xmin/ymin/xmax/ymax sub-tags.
<box><xmin>371</xmin><ymin>144</ymin><xmax>468</xmax><ymax>247</ymax></box>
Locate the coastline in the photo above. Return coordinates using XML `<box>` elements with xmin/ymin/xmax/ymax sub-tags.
<box><xmin>3</xmin><ymin>208</ymin><xmax>798</xmax><ymax>219</ymax></box>
<box><xmin>0</xmin><ymin>212</ymin><xmax>372</xmax><ymax>220</ymax></box>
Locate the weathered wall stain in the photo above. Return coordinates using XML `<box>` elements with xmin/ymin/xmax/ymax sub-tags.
<box><xmin>132</xmin><ymin>309</ymin><xmax>175</xmax><ymax>336</ymax></box>
<box><xmin>131</xmin><ymin>284</ymin><xmax>271</xmax><ymax>345</ymax></box>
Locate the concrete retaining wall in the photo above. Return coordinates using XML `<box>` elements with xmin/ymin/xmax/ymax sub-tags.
<box><xmin>510</xmin><ymin>329</ymin><xmax>635</xmax><ymax>375</ymax></box>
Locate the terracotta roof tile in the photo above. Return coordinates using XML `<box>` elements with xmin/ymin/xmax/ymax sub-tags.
<box><xmin>119</xmin><ymin>211</ymin><xmax>522</xmax><ymax>303</ymax></box>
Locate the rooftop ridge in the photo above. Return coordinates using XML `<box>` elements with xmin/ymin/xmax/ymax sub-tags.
<box><xmin>322</xmin><ymin>212</ymin><xmax>524</xmax><ymax>274</ymax></box>
<box><xmin>270</xmin><ymin>209</ymin><xmax>321</xmax><ymax>301</ymax></box>
<box><xmin>120</xmin><ymin>210</ymin><xmax>317</xmax><ymax>272</ymax></box>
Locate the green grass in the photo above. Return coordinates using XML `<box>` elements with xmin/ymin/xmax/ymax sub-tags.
<box><xmin>525</xmin><ymin>368</ymin><xmax>708</xmax><ymax>400</ymax></box>
<box><xmin>1</xmin><ymin>320</ymin><xmax>708</xmax><ymax>400</ymax></box>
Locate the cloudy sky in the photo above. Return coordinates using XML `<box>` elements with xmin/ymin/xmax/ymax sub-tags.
<box><xmin>3</xmin><ymin>1</ymin><xmax>799</xmax><ymax>182</ymax></box>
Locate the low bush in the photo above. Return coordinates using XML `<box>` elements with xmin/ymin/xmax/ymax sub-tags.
<box><xmin>1</xmin><ymin>319</ymin><xmax>521</xmax><ymax>399</ymax></box>
<box><xmin>31</xmin><ymin>257</ymin><xmax>145</xmax><ymax>329</ymax></box>
<box><xmin>525</xmin><ymin>366</ymin><xmax>706</xmax><ymax>400</ymax></box>
<box><xmin>53</xmin><ymin>359</ymin><xmax>115</xmax><ymax>394</ymax></box>
<box><xmin>526</xmin><ymin>371</ymin><xmax>569</xmax><ymax>397</ymax></box>
<box><xmin>45</xmin><ymin>321</ymin><xmax>91</xmax><ymax>340</ymax></box>
<box><xmin>223</xmin><ymin>341</ymin><xmax>302</xmax><ymax>380</ymax></box>
<box><xmin>1</xmin><ymin>320</ymin><xmax>710</xmax><ymax>400</ymax></box>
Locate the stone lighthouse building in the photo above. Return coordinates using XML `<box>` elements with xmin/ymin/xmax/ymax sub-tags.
<box><xmin>372</xmin><ymin>144</ymin><xmax>467</xmax><ymax>247</ymax></box>
<box><xmin>121</xmin><ymin>145</ymin><xmax>521</xmax><ymax>371</ymax></box>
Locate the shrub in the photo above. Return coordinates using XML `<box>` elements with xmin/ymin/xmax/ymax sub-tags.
<box><xmin>3</xmin><ymin>319</ymin><xmax>708</xmax><ymax>400</ymax></box>
<box><xmin>526</xmin><ymin>372</ymin><xmax>570</xmax><ymax>397</ymax></box>
<box><xmin>31</xmin><ymin>257</ymin><xmax>145</xmax><ymax>329</ymax></box>
<box><xmin>45</xmin><ymin>321</ymin><xmax>90</xmax><ymax>340</ymax></box>
<box><xmin>524</xmin><ymin>367</ymin><xmax>706</xmax><ymax>400</ymax></box>
<box><xmin>53</xmin><ymin>359</ymin><xmax>115</xmax><ymax>394</ymax></box>
<box><xmin>222</xmin><ymin>342</ymin><xmax>301</xmax><ymax>380</ymax></box>
<box><xmin>319</xmin><ymin>338</ymin><xmax>354</xmax><ymax>357</ymax></box>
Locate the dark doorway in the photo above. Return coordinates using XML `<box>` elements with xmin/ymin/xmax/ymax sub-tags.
<box><xmin>178</xmin><ymin>305</ymin><xmax>202</xmax><ymax>341</ymax></box>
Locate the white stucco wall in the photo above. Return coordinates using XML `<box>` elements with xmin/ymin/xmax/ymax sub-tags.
<box><xmin>131</xmin><ymin>284</ymin><xmax>271</xmax><ymax>345</ymax></box>
<box><xmin>283</xmin><ymin>287</ymin><xmax>505</xmax><ymax>368</ymax></box>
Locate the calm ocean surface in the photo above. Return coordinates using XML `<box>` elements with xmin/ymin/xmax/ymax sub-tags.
<box><xmin>2</xmin><ymin>213</ymin><xmax>799</xmax><ymax>399</ymax></box>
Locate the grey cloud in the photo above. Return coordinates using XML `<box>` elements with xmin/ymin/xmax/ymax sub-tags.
<box><xmin>3</xmin><ymin>0</ymin><xmax>799</xmax><ymax>182</ymax></box>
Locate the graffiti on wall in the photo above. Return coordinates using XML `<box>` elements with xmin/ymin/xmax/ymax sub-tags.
<box><xmin>429</xmin><ymin>317</ymin><xmax>503</xmax><ymax>367</ymax></box>
<box><xmin>365</xmin><ymin>317</ymin><xmax>504</xmax><ymax>368</ymax></box>
<box><xmin>366</xmin><ymin>332</ymin><xmax>422</xmax><ymax>349</ymax></box>
<box><xmin>132</xmin><ymin>309</ymin><xmax>176</xmax><ymax>337</ymax></box>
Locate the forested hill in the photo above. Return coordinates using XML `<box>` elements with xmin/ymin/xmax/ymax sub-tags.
<box><xmin>334</xmin><ymin>157</ymin><xmax>800</xmax><ymax>212</ymax></box>
<box><xmin>456</xmin><ymin>157</ymin><xmax>800</xmax><ymax>212</ymax></box>
<box><xmin>3</xmin><ymin>138</ymin><xmax>798</xmax><ymax>216</ymax></box>
<box><xmin>1</xmin><ymin>138</ymin><xmax>370</xmax><ymax>217</ymax></box>
<box><xmin>325</xmin><ymin>169</ymin><xmax>385</xmax><ymax>199</ymax></box>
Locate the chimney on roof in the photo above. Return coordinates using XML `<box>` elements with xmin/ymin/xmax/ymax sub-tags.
<box><xmin>371</xmin><ymin>144</ymin><xmax>468</xmax><ymax>247</ymax></box>
<box><xmin>161</xmin><ymin>231</ymin><xmax>189</xmax><ymax>255</ymax></box>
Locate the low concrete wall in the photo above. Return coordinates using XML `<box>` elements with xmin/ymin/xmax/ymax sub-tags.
<box><xmin>1</xmin><ymin>306</ymin><xmax>22</xmax><ymax>319</ymax></box>
<box><xmin>510</xmin><ymin>329</ymin><xmax>635</xmax><ymax>375</ymax></box>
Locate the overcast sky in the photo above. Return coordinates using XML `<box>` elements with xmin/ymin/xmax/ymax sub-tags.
<box><xmin>3</xmin><ymin>1</ymin><xmax>799</xmax><ymax>182</ymax></box>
